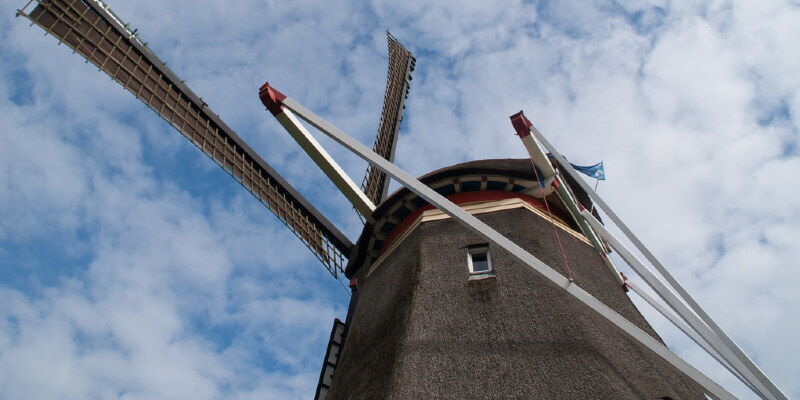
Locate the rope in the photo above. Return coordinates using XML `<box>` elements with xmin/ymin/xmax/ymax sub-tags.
<box><xmin>336</xmin><ymin>275</ymin><xmax>352</xmax><ymax>297</ymax></box>
<box><xmin>531</xmin><ymin>161</ymin><xmax>573</xmax><ymax>281</ymax></box>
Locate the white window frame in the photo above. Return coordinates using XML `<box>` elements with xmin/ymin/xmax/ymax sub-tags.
<box><xmin>467</xmin><ymin>244</ymin><xmax>494</xmax><ymax>280</ymax></box>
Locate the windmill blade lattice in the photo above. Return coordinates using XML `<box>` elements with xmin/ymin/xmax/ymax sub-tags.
<box><xmin>361</xmin><ymin>33</ymin><xmax>414</xmax><ymax>205</ymax></box>
<box><xmin>17</xmin><ymin>0</ymin><xmax>353</xmax><ymax>278</ymax></box>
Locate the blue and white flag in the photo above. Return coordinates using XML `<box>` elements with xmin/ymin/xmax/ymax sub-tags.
<box><xmin>569</xmin><ymin>161</ymin><xmax>605</xmax><ymax>180</ymax></box>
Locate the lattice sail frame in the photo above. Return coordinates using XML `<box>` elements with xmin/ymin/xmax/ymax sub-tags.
<box><xmin>360</xmin><ymin>33</ymin><xmax>414</xmax><ymax>205</ymax></box>
<box><xmin>17</xmin><ymin>0</ymin><xmax>353</xmax><ymax>278</ymax></box>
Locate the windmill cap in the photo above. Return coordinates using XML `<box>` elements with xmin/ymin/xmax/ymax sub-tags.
<box><xmin>259</xmin><ymin>82</ymin><xmax>287</xmax><ymax>115</ymax></box>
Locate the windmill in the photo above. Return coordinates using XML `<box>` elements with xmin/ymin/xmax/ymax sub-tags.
<box><xmin>15</xmin><ymin>1</ymin><xmax>788</xmax><ymax>399</ymax></box>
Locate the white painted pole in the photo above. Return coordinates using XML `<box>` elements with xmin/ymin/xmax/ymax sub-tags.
<box><xmin>532</xmin><ymin>122</ymin><xmax>787</xmax><ymax>400</ymax></box>
<box><xmin>625</xmin><ymin>280</ymin><xmax>752</xmax><ymax>392</ymax></box>
<box><xmin>530</xmin><ymin>125</ymin><xmax>788</xmax><ymax>400</ymax></box>
<box><xmin>519</xmin><ymin>134</ymin><xmax>556</xmax><ymax>180</ymax></box>
<box><xmin>273</xmin><ymin>109</ymin><xmax>376</xmax><ymax>220</ymax></box>
<box><xmin>260</xmin><ymin>83</ymin><xmax>375</xmax><ymax>221</ymax></box>
<box><xmin>582</xmin><ymin>209</ymin><xmax>775</xmax><ymax>399</ymax></box>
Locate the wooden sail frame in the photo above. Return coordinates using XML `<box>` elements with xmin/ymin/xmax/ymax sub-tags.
<box><xmin>17</xmin><ymin>0</ymin><xmax>353</xmax><ymax>278</ymax></box>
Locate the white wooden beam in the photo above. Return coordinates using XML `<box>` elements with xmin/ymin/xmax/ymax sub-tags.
<box><xmin>530</xmin><ymin>117</ymin><xmax>787</xmax><ymax>400</ymax></box>
<box><xmin>261</xmin><ymin>83</ymin><xmax>375</xmax><ymax>221</ymax></box>
<box><xmin>582</xmin><ymin>208</ymin><xmax>775</xmax><ymax>399</ymax></box>
<box><xmin>625</xmin><ymin>280</ymin><xmax>752</xmax><ymax>392</ymax></box>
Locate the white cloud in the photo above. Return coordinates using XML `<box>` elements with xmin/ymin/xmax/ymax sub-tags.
<box><xmin>1</xmin><ymin>0</ymin><xmax>798</xmax><ymax>399</ymax></box>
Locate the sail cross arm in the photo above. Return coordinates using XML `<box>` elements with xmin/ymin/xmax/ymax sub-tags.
<box><xmin>18</xmin><ymin>0</ymin><xmax>353</xmax><ymax>278</ymax></box>
<box><xmin>520</xmin><ymin>109</ymin><xmax>786</xmax><ymax>400</ymax></box>
<box><xmin>361</xmin><ymin>33</ymin><xmax>414</xmax><ymax>205</ymax></box>
<box><xmin>582</xmin><ymin>209</ymin><xmax>773</xmax><ymax>399</ymax></box>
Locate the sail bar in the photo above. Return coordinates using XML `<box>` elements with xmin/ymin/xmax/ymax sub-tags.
<box><xmin>261</xmin><ymin>88</ymin><xmax>737</xmax><ymax>400</ymax></box>
<box><xmin>625</xmin><ymin>280</ymin><xmax>751</xmax><ymax>391</ymax></box>
<box><xmin>527</xmin><ymin>113</ymin><xmax>787</xmax><ymax>400</ymax></box>
<box><xmin>268</xmin><ymin>100</ymin><xmax>376</xmax><ymax>220</ymax></box>
<box><xmin>581</xmin><ymin>208</ymin><xmax>773</xmax><ymax>398</ymax></box>
<box><xmin>511</xmin><ymin>112</ymin><xmax>624</xmax><ymax>287</ymax></box>
<box><xmin>361</xmin><ymin>33</ymin><xmax>414</xmax><ymax>204</ymax></box>
<box><xmin>17</xmin><ymin>0</ymin><xmax>353</xmax><ymax>278</ymax></box>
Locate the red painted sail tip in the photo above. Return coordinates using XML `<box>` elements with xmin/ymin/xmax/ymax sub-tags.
<box><xmin>620</xmin><ymin>272</ymin><xmax>630</xmax><ymax>292</ymax></box>
<box><xmin>259</xmin><ymin>82</ymin><xmax>287</xmax><ymax>115</ymax></box>
<box><xmin>510</xmin><ymin>110</ymin><xmax>532</xmax><ymax>138</ymax></box>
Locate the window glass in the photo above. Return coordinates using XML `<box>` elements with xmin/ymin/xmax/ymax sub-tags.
<box><xmin>471</xmin><ymin>251</ymin><xmax>490</xmax><ymax>272</ymax></box>
<box><xmin>468</xmin><ymin>245</ymin><xmax>492</xmax><ymax>275</ymax></box>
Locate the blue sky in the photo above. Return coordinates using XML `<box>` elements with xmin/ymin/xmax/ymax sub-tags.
<box><xmin>1</xmin><ymin>0</ymin><xmax>799</xmax><ymax>398</ymax></box>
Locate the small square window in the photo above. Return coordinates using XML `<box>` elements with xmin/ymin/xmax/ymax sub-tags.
<box><xmin>467</xmin><ymin>245</ymin><xmax>494</xmax><ymax>278</ymax></box>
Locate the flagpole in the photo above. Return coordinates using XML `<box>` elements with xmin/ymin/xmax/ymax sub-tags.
<box><xmin>590</xmin><ymin>178</ymin><xmax>599</xmax><ymax>214</ymax></box>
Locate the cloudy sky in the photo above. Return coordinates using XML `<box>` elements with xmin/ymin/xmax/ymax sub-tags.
<box><xmin>1</xmin><ymin>0</ymin><xmax>798</xmax><ymax>398</ymax></box>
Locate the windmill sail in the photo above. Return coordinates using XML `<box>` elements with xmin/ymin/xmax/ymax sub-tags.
<box><xmin>361</xmin><ymin>33</ymin><xmax>414</xmax><ymax>205</ymax></box>
<box><xmin>17</xmin><ymin>0</ymin><xmax>353</xmax><ymax>278</ymax></box>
